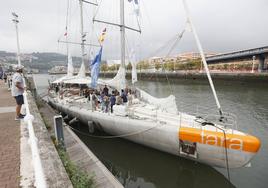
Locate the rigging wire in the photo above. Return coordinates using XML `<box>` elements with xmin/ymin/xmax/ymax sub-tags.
<box><xmin>208</xmin><ymin>123</ymin><xmax>231</xmax><ymax>184</ymax></box>
<box><xmin>93</xmin><ymin>0</ymin><xmax>103</xmax><ymax>20</ymax></box>
<box><xmin>143</xmin><ymin>27</ymin><xmax>186</xmax><ymax>95</ymax></box>
<box><xmin>130</xmin><ymin>0</ymin><xmax>141</xmax><ymax>33</ymax></box>
<box><xmin>161</xmin><ymin>28</ymin><xmax>186</xmax><ymax>94</ymax></box>
<box><xmin>65</xmin><ymin>0</ymin><xmax>70</xmax><ymax>33</ymax></box>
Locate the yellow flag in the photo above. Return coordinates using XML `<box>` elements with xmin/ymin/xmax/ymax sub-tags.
<box><xmin>98</xmin><ymin>28</ymin><xmax>107</xmax><ymax>45</ymax></box>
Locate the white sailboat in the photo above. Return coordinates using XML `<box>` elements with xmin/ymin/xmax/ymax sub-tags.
<box><xmin>48</xmin><ymin>0</ymin><xmax>261</xmax><ymax>170</ymax></box>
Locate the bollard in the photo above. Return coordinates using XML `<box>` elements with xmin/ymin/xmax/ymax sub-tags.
<box><xmin>88</xmin><ymin>121</ymin><xmax>95</xmax><ymax>134</ymax></box>
<box><xmin>54</xmin><ymin>115</ymin><xmax>65</xmax><ymax>149</ymax></box>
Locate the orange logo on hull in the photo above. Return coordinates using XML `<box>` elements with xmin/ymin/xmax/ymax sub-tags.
<box><xmin>179</xmin><ymin>127</ymin><xmax>260</xmax><ymax>153</ymax></box>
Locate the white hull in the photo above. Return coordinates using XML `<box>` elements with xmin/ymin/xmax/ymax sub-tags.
<box><xmin>48</xmin><ymin>96</ymin><xmax>260</xmax><ymax>169</ymax></box>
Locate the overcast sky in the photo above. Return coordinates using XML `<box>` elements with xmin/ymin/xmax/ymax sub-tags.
<box><xmin>1</xmin><ymin>0</ymin><xmax>268</xmax><ymax>60</ymax></box>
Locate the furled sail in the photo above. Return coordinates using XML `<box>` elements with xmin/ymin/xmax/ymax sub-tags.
<box><xmin>136</xmin><ymin>88</ymin><xmax>178</xmax><ymax>114</ymax></box>
<box><xmin>67</xmin><ymin>53</ymin><xmax>74</xmax><ymax>77</ymax></box>
<box><xmin>130</xmin><ymin>49</ymin><xmax>138</xmax><ymax>84</ymax></box>
<box><xmin>102</xmin><ymin>65</ymin><xmax>126</xmax><ymax>91</ymax></box>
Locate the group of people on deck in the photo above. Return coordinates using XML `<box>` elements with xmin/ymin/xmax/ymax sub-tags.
<box><xmin>51</xmin><ymin>83</ymin><xmax>135</xmax><ymax>114</ymax></box>
<box><xmin>90</xmin><ymin>85</ymin><xmax>134</xmax><ymax>113</ymax></box>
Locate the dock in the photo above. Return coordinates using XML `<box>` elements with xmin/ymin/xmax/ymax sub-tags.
<box><xmin>0</xmin><ymin>77</ymin><xmax>123</xmax><ymax>187</ymax></box>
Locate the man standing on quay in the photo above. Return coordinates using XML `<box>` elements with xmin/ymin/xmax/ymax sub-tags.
<box><xmin>11</xmin><ymin>65</ymin><xmax>25</xmax><ymax>120</ymax></box>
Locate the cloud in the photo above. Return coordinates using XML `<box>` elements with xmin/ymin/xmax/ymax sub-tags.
<box><xmin>1</xmin><ymin>0</ymin><xmax>267</xmax><ymax>60</ymax></box>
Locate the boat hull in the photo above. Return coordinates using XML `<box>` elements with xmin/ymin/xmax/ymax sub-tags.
<box><xmin>48</xmin><ymin>98</ymin><xmax>260</xmax><ymax>168</ymax></box>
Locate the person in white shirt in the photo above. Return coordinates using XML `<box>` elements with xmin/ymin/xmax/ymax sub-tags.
<box><xmin>11</xmin><ymin>65</ymin><xmax>25</xmax><ymax>120</ymax></box>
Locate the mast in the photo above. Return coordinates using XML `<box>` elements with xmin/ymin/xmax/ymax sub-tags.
<box><xmin>78</xmin><ymin>0</ymin><xmax>86</xmax><ymax>78</ymax></box>
<box><xmin>12</xmin><ymin>12</ymin><xmax>21</xmax><ymax>66</ymax></box>
<box><xmin>65</xmin><ymin>0</ymin><xmax>69</xmax><ymax>76</ymax></box>
<box><xmin>120</xmin><ymin>0</ymin><xmax>126</xmax><ymax>89</ymax></box>
<box><xmin>182</xmin><ymin>0</ymin><xmax>223</xmax><ymax>116</ymax></box>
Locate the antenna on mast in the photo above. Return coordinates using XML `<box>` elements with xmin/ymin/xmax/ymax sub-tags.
<box><xmin>12</xmin><ymin>12</ymin><xmax>21</xmax><ymax>66</ymax></box>
<box><xmin>182</xmin><ymin>0</ymin><xmax>223</xmax><ymax>117</ymax></box>
<box><xmin>77</xmin><ymin>0</ymin><xmax>98</xmax><ymax>78</ymax></box>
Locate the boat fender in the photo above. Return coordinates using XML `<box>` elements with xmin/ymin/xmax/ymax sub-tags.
<box><xmin>69</xmin><ymin>117</ymin><xmax>78</xmax><ymax>125</ymax></box>
<box><xmin>88</xmin><ymin>121</ymin><xmax>95</xmax><ymax>134</ymax></box>
<box><xmin>63</xmin><ymin>115</ymin><xmax>69</xmax><ymax>121</ymax></box>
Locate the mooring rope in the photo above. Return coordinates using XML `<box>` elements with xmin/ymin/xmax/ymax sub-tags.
<box><xmin>67</xmin><ymin>122</ymin><xmax>164</xmax><ymax>139</ymax></box>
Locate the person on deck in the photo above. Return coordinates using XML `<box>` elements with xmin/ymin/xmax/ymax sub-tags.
<box><xmin>127</xmin><ymin>89</ymin><xmax>133</xmax><ymax>105</ymax></box>
<box><xmin>11</xmin><ymin>65</ymin><xmax>25</xmax><ymax>120</ymax></box>
<box><xmin>110</xmin><ymin>91</ymin><xmax>116</xmax><ymax>113</ymax></box>
<box><xmin>116</xmin><ymin>93</ymin><xmax>123</xmax><ymax>105</ymax></box>
<box><xmin>103</xmin><ymin>95</ymin><xmax>109</xmax><ymax>113</ymax></box>
<box><xmin>91</xmin><ymin>91</ymin><xmax>98</xmax><ymax>111</ymax></box>
<box><xmin>100</xmin><ymin>91</ymin><xmax>105</xmax><ymax>112</ymax></box>
<box><xmin>121</xmin><ymin>89</ymin><xmax>128</xmax><ymax>103</ymax></box>
<box><xmin>55</xmin><ymin>84</ymin><xmax>59</xmax><ymax>94</ymax></box>
<box><xmin>103</xmin><ymin>85</ymin><xmax>109</xmax><ymax>96</ymax></box>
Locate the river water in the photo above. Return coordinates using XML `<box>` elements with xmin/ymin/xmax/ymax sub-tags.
<box><xmin>34</xmin><ymin>74</ymin><xmax>268</xmax><ymax>188</ymax></box>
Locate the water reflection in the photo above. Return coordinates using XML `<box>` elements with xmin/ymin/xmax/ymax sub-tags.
<box><xmin>74</xmin><ymin>124</ymin><xmax>234</xmax><ymax>188</ymax></box>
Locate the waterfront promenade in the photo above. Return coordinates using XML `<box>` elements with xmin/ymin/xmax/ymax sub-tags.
<box><xmin>0</xmin><ymin>77</ymin><xmax>123</xmax><ymax>188</ymax></box>
<box><xmin>0</xmin><ymin>80</ymin><xmax>20</xmax><ymax>188</ymax></box>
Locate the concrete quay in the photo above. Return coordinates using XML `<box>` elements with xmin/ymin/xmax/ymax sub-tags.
<box><xmin>98</xmin><ymin>71</ymin><xmax>268</xmax><ymax>82</ymax></box>
<box><xmin>1</xmin><ymin>77</ymin><xmax>123</xmax><ymax>187</ymax></box>
<box><xmin>0</xmin><ymin>79</ymin><xmax>72</xmax><ymax>187</ymax></box>
<box><xmin>38</xmin><ymin>99</ymin><xmax>123</xmax><ymax>188</ymax></box>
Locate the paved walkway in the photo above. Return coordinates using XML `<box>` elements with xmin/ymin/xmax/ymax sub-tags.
<box><xmin>0</xmin><ymin>80</ymin><xmax>20</xmax><ymax>188</ymax></box>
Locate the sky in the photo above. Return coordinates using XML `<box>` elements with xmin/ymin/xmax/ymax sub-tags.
<box><xmin>1</xmin><ymin>0</ymin><xmax>268</xmax><ymax>60</ymax></box>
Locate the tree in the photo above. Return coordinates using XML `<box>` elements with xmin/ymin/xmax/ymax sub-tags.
<box><xmin>155</xmin><ymin>61</ymin><xmax>161</xmax><ymax>70</ymax></box>
<box><xmin>100</xmin><ymin>63</ymin><xmax>108</xmax><ymax>72</ymax></box>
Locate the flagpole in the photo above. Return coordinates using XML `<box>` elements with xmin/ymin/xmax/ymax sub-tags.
<box><xmin>12</xmin><ymin>12</ymin><xmax>21</xmax><ymax>66</ymax></box>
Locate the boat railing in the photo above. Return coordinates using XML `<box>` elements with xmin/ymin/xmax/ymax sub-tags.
<box><xmin>198</xmin><ymin>109</ymin><xmax>238</xmax><ymax>133</ymax></box>
<box><xmin>179</xmin><ymin>103</ymin><xmax>238</xmax><ymax>132</ymax></box>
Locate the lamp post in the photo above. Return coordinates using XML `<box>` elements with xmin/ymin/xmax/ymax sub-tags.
<box><xmin>251</xmin><ymin>56</ymin><xmax>256</xmax><ymax>73</ymax></box>
<box><xmin>12</xmin><ymin>12</ymin><xmax>21</xmax><ymax>66</ymax></box>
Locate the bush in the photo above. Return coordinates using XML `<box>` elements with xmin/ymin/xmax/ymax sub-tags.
<box><xmin>57</xmin><ymin>146</ymin><xmax>95</xmax><ymax>188</ymax></box>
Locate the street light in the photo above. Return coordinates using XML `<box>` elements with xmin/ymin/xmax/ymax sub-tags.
<box><xmin>251</xmin><ymin>56</ymin><xmax>256</xmax><ymax>73</ymax></box>
<box><xmin>12</xmin><ymin>12</ymin><xmax>21</xmax><ymax>66</ymax></box>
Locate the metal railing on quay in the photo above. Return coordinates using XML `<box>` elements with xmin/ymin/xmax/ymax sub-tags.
<box><xmin>23</xmin><ymin>77</ymin><xmax>47</xmax><ymax>188</ymax></box>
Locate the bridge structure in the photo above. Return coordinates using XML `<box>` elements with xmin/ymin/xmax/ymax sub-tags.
<box><xmin>206</xmin><ymin>46</ymin><xmax>268</xmax><ymax>72</ymax></box>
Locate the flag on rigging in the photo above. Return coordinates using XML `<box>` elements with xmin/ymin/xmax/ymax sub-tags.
<box><xmin>91</xmin><ymin>47</ymin><xmax>103</xmax><ymax>88</ymax></box>
<box><xmin>98</xmin><ymin>28</ymin><xmax>107</xmax><ymax>45</ymax></box>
